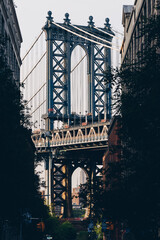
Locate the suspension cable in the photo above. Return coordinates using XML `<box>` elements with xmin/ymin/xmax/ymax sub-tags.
<box><xmin>94</xmin><ymin>26</ymin><xmax>121</xmax><ymax>40</ymax></box>
<box><xmin>22</xmin><ymin>52</ymin><xmax>46</xmax><ymax>83</ymax></box>
<box><xmin>71</xmin><ymin>24</ymin><xmax>119</xmax><ymax>47</ymax></box>
<box><xmin>111</xmin><ymin>28</ymin><xmax>124</xmax><ymax>36</ymax></box>
<box><xmin>24</xmin><ymin>57</ymin><xmax>66</xmax><ymax>106</ymax></box>
<box><xmin>24</xmin><ymin>22</ymin><xmax>120</xmax><ymax>114</ymax></box>
<box><xmin>26</xmin><ymin>53</ymin><xmax>87</xmax><ymax>110</ymax></box>
<box><xmin>24</xmin><ymin>83</ymin><xmax>46</xmax><ymax>106</ymax></box>
<box><xmin>31</xmin><ymin>100</ymin><xmax>46</xmax><ymax>115</ymax></box>
<box><xmin>21</xmin><ymin>31</ymin><xmax>44</xmax><ymax>62</ymax></box>
<box><xmin>52</xmin><ymin>22</ymin><xmax>119</xmax><ymax>52</ymax></box>
<box><xmin>71</xmin><ymin>54</ymin><xmax>87</xmax><ymax>73</ymax></box>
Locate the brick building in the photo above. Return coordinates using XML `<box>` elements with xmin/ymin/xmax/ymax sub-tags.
<box><xmin>72</xmin><ymin>186</ymin><xmax>80</xmax><ymax>207</ymax></box>
<box><xmin>103</xmin><ymin>116</ymin><xmax>121</xmax><ymax>175</ymax></box>
<box><xmin>103</xmin><ymin>116</ymin><xmax>121</xmax><ymax>240</ymax></box>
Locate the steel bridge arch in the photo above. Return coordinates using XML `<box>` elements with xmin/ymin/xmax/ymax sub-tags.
<box><xmin>43</xmin><ymin>11</ymin><xmax>113</xmax><ymax>131</ymax></box>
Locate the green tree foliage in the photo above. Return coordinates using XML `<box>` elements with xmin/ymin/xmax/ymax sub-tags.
<box><xmin>44</xmin><ymin>217</ymin><xmax>77</xmax><ymax>240</ymax></box>
<box><xmin>58</xmin><ymin>221</ymin><xmax>77</xmax><ymax>240</ymax></box>
<box><xmin>0</xmin><ymin>38</ymin><xmax>49</xmax><ymax>238</ymax></box>
<box><xmin>76</xmin><ymin>231</ymin><xmax>89</xmax><ymax>240</ymax></box>
<box><xmin>79</xmin><ymin>176</ymin><xmax>104</xmax><ymax>221</ymax></box>
<box><xmin>94</xmin><ymin>221</ymin><xmax>103</xmax><ymax>240</ymax></box>
<box><xmin>72</xmin><ymin>208</ymin><xmax>85</xmax><ymax>218</ymax></box>
<box><xmin>104</xmin><ymin>12</ymin><xmax>160</xmax><ymax>240</ymax></box>
<box><xmin>44</xmin><ymin>216</ymin><xmax>60</xmax><ymax>239</ymax></box>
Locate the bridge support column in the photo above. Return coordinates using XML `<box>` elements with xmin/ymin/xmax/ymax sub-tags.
<box><xmin>89</xmin><ymin>161</ymin><xmax>96</xmax><ymax>219</ymax></box>
<box><xmin>52</xmin><ymin>158</ymin><xmax>68</xmax><ymax>217</ymax></box>
<box><xmin>87</xmin><ymin>159</ymin><xmax>103</xmax><ymax>219</ymax></box>
<box><xmin>64</xmin><ymin>33</ymin><xmax>71</xmax><ymax>117</ymax></box>
<box><xmin>44</xmin><ymin>157</ymin><xmax>49</xmax><ymax>205</ymax></box>
<box><xmin>64</xmin><ymin>162</ymin><xmax>72</xmax><ymax>218</ymax></box>
<box><xmin>89</xmin><ymin>43</ymin><xmax>95</xmax><ymax>118</ymax></box>
<box><xmin>104</xmin><ymin>46</ymin><xmax>111</xmax><ymax>119</ymax></box>
<box><xmin>44</xmin><ymin>11</ymin><xmax>54</xmax><ymax>131</ymax></box>
<box><xmin>48</xmin><ymin>154</ymin><xmax>53</xmax><ymax>208</ymax></box>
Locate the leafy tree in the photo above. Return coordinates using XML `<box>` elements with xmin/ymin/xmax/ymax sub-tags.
<box><xmin>44</xmin><ymin>217</ymin><xmax>77</xmax><ymax>240</ymax></box>
<box><xmin>94</xmin><ymin>221</ymin><xmax>103</xmax><ymax>240</ymax></box>
<box><xmin>44</xmin><ymin>216</ymin><xmax>60</xmax><ymax>240</ymax></box>
<box><xmin>79</xmin><ymin>176</ymin><xmax>104</xmax><ymax>221</ymax></box>
<box><xmin>104</xmin><ymin>11</ymin><xmax>160</xmax><ymax>240</ymax></box>
<box><xmin>76</xmin><ymin>231</ymin><xmax>89</xmax><ymax>240</ymax></box>
<box><xmin>0</xmin><ymin>37</ymin><xmax>49</xmax><ymax>239</ymax></box>
<box><xmin>58</xmin><ymin>221</ymin><xmax>77</xmax><ymax>240</ymax></box>
<box><xmin>72</xmin><ymin>208</ymin><xmax>85</xmax><ymax>218</ymax></box>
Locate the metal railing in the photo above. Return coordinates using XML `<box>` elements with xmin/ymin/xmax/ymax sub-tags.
<box><xmin>32</xmin><ymin>121</ymin><xmax>109</xmax><ymax>148</ymax></box>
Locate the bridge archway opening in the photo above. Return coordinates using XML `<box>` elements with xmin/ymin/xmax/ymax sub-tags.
<box><xmin>71</xmin><ymin>46</ymin><xmax>88</xmax><ymax>115</ymax></box>
<box><xmin>71</xmin><ymin>167</ymin><xmax>88</xmax><ymax>218</ymax></box>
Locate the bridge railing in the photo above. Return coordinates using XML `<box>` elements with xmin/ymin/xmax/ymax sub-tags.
<box><xmin>32</xmin><ymin>121</ymin><xmax>110</xmax><ymax>148</ymax></box>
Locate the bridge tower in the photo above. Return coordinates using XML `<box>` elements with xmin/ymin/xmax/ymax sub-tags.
<box><xmin>39</xmin><ymin>11</ymin><xmax>113</xmax><ymax>217</ymax></box>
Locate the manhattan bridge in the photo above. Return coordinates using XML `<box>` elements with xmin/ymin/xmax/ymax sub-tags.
<box><xmin>21</xmin><ymin>11</ymin><xmax>122</xmax><ymax>218</ymax></box>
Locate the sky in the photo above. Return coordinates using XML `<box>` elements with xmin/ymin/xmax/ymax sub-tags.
<box><xmin>15</xmin><ymin>0</ymin><xmax>134</xmax><ymax>57</ymax></box>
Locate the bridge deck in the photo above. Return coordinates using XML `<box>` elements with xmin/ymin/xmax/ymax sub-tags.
<box><xmin>32</xmin><ymin>121</ymin><xmax>110</xmax><ymax>151</ymax></box>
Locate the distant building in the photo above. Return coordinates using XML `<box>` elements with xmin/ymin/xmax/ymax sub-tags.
<box><xmin>80</xmin><ymin>169</ymin><xmax>86</xmax><ymax>185</ymax></box>
<box><xmin>0</xmin><ymin>0</ymin><xmax>22</xmax><ymax>81</ymax></box>
<box><xmin>121</xmin><ymin>0</ymin><xmax>159</xmax><ymax>64</ymax></box>
<box><xmin>72</xmin><ymin>186</ymin><xmax>80</xmax><ymax>207</ymax></box>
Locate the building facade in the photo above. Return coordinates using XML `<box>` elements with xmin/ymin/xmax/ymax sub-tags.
<box><xmin>80</xmin><ymin>169</ymin><xmax>86</xmax><ymax>185</ymax></box>
<box><xmin>72</xmin><ymin>187</ymin><xmax>80</xmax><ymax>207</ymax></box>
<box><xmin>121</xmin><ymin>0</ymin><xmax>159</xmax><ymax>64</ymax></box>
<box><xmin>0</xmin><ymin>0</ymin><xmax>22</xmax><ymax>81</ymax></box>
<box><xmin>103</xmin><ymin>116</ymin><xmax>121</xmax><ymax>190</ymax></box>
<box><xmin>103</xmin><ymin>116</ymin><xmax>121</xmax><ymax>240</ymax></box>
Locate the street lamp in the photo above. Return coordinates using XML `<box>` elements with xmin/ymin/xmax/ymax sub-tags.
<box><xmin>79</xmin><ymin>112</ymin><xmax>81</xmax><ymax>125</ymax></box>
<box><xmin>85</xmin><ymin>110</ymin><xmax>88</xmax><ymax>123</ymax></box>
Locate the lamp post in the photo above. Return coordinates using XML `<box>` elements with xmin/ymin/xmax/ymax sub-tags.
<box><xmin>74</xmin><ymin>113</ymin><xmax>76</xmax><ymax>127</ymax></box>
<box><xmin>85</xmin><ymin>110</ymin><xmax>88</xmax><ymax>123</ymax></box>
<box><xmin>79</xmin><ymin>112</ymin><xmax>81</xmax><ymax>125</ymax></box>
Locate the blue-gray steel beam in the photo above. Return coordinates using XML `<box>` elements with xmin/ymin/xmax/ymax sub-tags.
<box><xmin>44</xmin><ymin>11</ymin><xmax>54</xmax><ymax>131</ymax></box>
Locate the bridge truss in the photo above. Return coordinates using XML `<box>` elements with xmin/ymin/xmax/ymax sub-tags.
<box><xmin>21</xmin><ymin>11</ymin><xmax>120</xmax><ymax>217</ymax></box>
<box><xmin>43</xmin><ymin>11</ymin><xmax>115</xmax><ymax>131</ymax></box>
